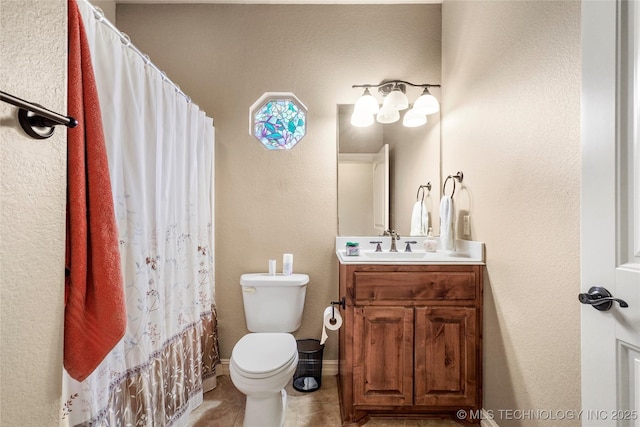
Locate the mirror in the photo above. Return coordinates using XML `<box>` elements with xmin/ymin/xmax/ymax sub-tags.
<box><xmin>337</xmin><ymin>104</ymin><xmax>441</xmax><ymax>237</ymax></box>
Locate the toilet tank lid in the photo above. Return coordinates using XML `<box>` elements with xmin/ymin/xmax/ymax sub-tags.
<box><xmin>240</xmin><ymin>273</ymin><xmax>309</xmax><ymax>287</ymax></box>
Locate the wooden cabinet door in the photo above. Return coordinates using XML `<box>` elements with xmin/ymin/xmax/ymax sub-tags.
<box><xmin>414</xmin><ymin>307</ymin><xmax>477</xmax><ymax>407</ymax></box>
<box><xmin>353</xmin><ymin>306</ymin><xmax>414</xmax><ymax>406</ymax></box>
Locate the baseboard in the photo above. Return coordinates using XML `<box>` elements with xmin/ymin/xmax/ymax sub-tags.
<box><xmin>321</xmin><ymin>359</ymin><xmax>339</xmax><ymax>376</ymax></box>
<box><xmin>481</xmin><ymin>410</ymin><xmax>499</xmax><ymax>427</ymax></box>
<box><xmin>217</xmin><ymin>359</ymin><xmax>339</xmax><ymax>377</ymax></box>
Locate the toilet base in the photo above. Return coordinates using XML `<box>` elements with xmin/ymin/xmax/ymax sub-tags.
<box><xmin>243</xmin><ymin>388</ymin><xmax>287</xmax><ymax>427</ymax></box>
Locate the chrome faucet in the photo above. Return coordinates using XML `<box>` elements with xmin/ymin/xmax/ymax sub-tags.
<box><xmin>383</xmin><ymin>229</ymin><xmax>401</xmax><ymax>252</ymax></box>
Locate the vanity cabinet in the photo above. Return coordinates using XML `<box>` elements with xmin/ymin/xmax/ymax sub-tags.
<box><xmin>338</xmin><ymin>263</ymin><xmax>483</xmax><ymax>426</ymax></box>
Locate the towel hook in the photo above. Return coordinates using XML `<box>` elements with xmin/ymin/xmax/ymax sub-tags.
<box><xmin>416</xmin><ymin>182</ymin><xmax>431</xmax><ymax>202</ymax></box>
<box><xmin>443</xmin><ymin>171</ymin><xmax>464</xmax><ymax>198</ymax></box>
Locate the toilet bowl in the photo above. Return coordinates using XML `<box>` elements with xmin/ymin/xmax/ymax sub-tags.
<box><xmin>230</xmin><ymin>333</ymin><xmax>298</xmax><ymax>427</ymax></box>
<box><xmin>229</xmin><ymin>273</ymin><xmax>309</xmax><ymax>427</ymax></box>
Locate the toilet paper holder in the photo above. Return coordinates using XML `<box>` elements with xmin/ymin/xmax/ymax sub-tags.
<box><xmin>329</xmin><ymin>297</ymin><xmax>346</xmax><ymax>324</ymax></box>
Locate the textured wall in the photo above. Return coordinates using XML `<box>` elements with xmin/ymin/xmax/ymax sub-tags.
<box><xmin>0</xmin><ymin>0</ymin><xmax>67</xmax><ymax>424</ymax></box>
<box><xmin>117</xmin><ymin>3</ymin><xmax>442</xmax><ymax>361</ymax></box>
<box><xmin>442</xmin><ymin>1</ymin><xmax>581</xmax><ymax>424</ymax></box>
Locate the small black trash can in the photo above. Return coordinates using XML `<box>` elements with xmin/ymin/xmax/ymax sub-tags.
<box><xmin>292</xmin><ymin>339</ymin><xmax>324</xmax><ymax>392</ymax></box>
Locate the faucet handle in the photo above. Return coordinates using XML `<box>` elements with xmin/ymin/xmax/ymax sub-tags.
<box><xmin>369</xmin><ymin>241</ymin><xmax>383</xmax><ymax>252</ymax></box>
<box><xmin>404</xmin><ymin>241</ymin><xmax>417</xmax><ymax>252</ymax></box>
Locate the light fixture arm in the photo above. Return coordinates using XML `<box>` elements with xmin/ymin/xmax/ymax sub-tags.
<box><xmin>352</xmin><ymin>80</ymin><xmax>440</xmax><ymax>93</ymax></box>
<box><xmin>352</xmin><ymin>80</ymin><xmax>441</xmax><ymax>89</ymax></box>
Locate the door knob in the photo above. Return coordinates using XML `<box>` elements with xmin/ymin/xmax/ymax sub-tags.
<box><xmin>578</xmin><ymin>286</ymin><xmax>629</xmax><ymax>311</ymax></box>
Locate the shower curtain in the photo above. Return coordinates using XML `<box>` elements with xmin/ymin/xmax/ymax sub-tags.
<box><xmin>61</xmin><ymin>1</ymin><xmax>219</xmax><ymax>425</ymax></box>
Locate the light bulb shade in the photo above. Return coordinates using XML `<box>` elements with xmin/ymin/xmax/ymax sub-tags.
<box><xmin>351</xmin><ymin>110</ymin><xmax>374</xmax><ymax>127</ymax></box>
<box><xmin>354</xmin><ymin>89</ymin><xmax>379</xmax><ymax>115</ymax></box>
<box><xmin>402</xmin><ymin>109</ymin><xmax>427</xmax><ymax>127</ymax></box>
<box><xmin>376</xmin><ymin>108</ymin><xmax>400</xmax><ymax>124</ymax></box>
<box><xmin>412</xmin><ymin>92</ymin><xmax>440</xmax><ymax>115</ymax></box>
<box><xmin>382</xmin><ymin>89</ymin><xmax>409</xmax><ymax>111</ymax></box>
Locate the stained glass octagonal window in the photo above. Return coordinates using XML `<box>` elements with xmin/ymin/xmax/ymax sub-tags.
<box><xmin>250</xmin><ymin>92</ymin><xmax>307</xmax><ymax>150</ymax></box>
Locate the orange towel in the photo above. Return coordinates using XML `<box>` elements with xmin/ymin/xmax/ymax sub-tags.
<box><xmin>65</xmin><ymin>0</ymin><xmax>126</xmax><ymax>382</ymax></box>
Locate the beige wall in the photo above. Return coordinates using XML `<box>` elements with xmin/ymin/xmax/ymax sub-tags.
<box><xmin>117</xmin><ymin>3</ymin><xmax>442</xmax><ymax>361</ymax></box>
<box><xmin>92</xmin><ymin>0</ymin><xmax>115</xmax><ymax>22</ymax></box>
<box><xmin>442</xmin><ymin>1</ymin><xmax>581</xmax><ymax>424</ymax></box>
<box><xmin>0</xmin><ymin>0</ymin><xmax>67</xmax><ymax>424</ymax></box>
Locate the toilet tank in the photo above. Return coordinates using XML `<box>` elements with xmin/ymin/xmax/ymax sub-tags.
<box><xmin>240</xmin><ymin>273</ymin><xmax>309</xmax><ymax>332</ymax></box>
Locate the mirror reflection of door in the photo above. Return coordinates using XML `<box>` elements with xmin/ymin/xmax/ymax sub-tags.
<box><xmin>338</xmin><ymin>144</ymin><xmax>389</xmax><ymax>236</ymax></box>
<box><xmin>372</xmin><ymin>145</ymin><xmax>389</xmax><ymax>235</ymax></box>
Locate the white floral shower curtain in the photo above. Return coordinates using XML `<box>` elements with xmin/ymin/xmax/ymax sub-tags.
<box><xmin>62</xmin><ymin>1</ymin><xmax>219</xmax><ymax>425</ymax></box>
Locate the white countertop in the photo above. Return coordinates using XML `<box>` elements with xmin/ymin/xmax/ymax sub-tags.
<box><xmin>336</xmin><ymin>236</ymin><xmax>485</xmax><ymax>265</ymax></box>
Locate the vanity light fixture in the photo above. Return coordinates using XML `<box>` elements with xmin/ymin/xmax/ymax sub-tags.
<box><xmin>351</xmin><ymin>80</ymin><xmax>441</xmax><ymax>127</ymax></box>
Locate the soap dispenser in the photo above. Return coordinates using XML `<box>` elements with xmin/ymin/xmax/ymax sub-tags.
<box><xmin>424</xmin><ymin>228</ymin><xmax>437</xmax><ymax>252</ymax></box>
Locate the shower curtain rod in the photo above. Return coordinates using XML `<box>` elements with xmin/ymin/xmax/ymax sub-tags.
<box><xmin>82</xmin><ymin>0</ymin><xmax>191</xmax><ymax>103</ymax></box>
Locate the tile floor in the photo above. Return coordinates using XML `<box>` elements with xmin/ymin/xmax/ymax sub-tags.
<box><xmin>187</xmin><ymin>375</ymin><xmax>462</xmax><ymax>427</ymax></box>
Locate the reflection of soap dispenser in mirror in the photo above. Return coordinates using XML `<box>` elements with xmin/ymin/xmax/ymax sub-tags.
<box><xmin>424</xmin><ymin>228</ymin><xmax>438</xmax><ymax>252</ymax></box>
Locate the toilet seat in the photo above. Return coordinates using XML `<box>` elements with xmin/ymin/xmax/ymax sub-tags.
<box><xmin>231</xmin><ymin>333</ymin><xmax>297</xmax><ymax>379</ymax></box>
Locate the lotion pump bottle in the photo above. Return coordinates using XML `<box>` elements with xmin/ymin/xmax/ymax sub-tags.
<box><xmin>424</xmin><ymin>228</ymin><xmax>438</xmax><ymax>252</ymax></box>
<box><xmin>283</xmin><ymin>253</ymin><xmax>293</xmax><ymax>275</ymax></box>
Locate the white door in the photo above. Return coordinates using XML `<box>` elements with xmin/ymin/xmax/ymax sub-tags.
<box><xmin>372</xmin><ymin>143</ymin><xmax>389</xmax><ymax>235</ymax></box>
<box><xmin>581</xmin><ymin>0</ymin><xmax>640</xmax><ymax>425</ymax></box>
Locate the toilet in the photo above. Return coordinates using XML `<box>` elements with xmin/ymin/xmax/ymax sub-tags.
<box><xmin>229</xmin><ymin>273</ymin><xmax>309</xmax><ymax>427</ymax></box>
